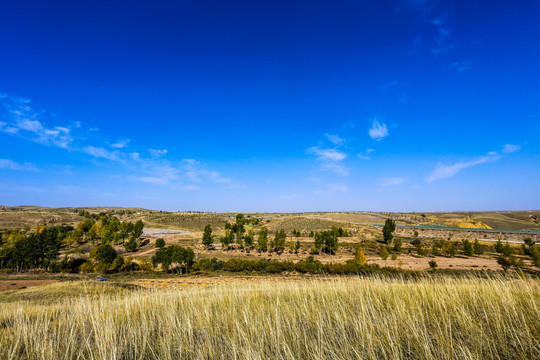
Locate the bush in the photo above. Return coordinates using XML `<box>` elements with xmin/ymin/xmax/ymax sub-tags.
<box><xmin>80</xmin><ymin>261</ymin><xmax>95</xmax><ymax>273</ymax></box>
<box><xmin>428</xmin><ymin>260</ymin><xmax>438</xmax><ymax>269</ymax></box>
<box><xmin>155</xmin><ymin>238</ymin><xmax>165</xmax><ymax>248</ymax></box>
<box><xmin>89</xmin><ymin>244</ymin><xmax>118</xmax><ymax>264</ymax></box>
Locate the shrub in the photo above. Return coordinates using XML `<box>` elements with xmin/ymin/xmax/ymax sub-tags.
<box><xmin>155</xmin><ymin>238</ymin><xmax>165</xmax><ymax>248</ymax></box>
<box><xmin>428</xmin><ymin>260</ymin><xmax>438</xmax><ymax>269</ymax></box>
<box><xmin>80</xmin><ymin>261</ymin><xmax>95</xmax><ymax>273</ymax></box>
<box><xmin>87</xmin><ymin>245</ymin><xmax>118</xmax><ymax>265</ymax></box>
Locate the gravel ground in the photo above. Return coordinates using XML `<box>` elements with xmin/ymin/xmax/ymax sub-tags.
<box><xmin>142</xmin><ymin>228</ymin><xmax>193</xmax><ymax>237</ymax></box>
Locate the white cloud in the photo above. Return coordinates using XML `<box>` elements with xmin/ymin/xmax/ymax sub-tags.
<box><xmin>0</xmin><ymin>95</ymin><xmax>73</xmax><ymax>148</ymax></box>
<box><xmin>148</xmin><ymin>149</ymin><xmax>168</xmax><ymax>157</ymax></box>
<box><xmin>0</xmin><ymin>159</ymin><xmax>37</xmax><ymax>171</ymax></box>
<box><xmin>307</xmin><ymin>147</ymin><xmax>347</xmax><ymax>162</ymax></box>
<box><xmin>314</xmin><ymin>183</ymin><xmax>348</xmax><ymax>195</ymax></box>
<box><xmin>502</xmin><ymin>144</ymin><xmax>521</xmax><ymax>154</ymax></box>
<box><xmin>322</xmin><ymin>163</ymin><xmax>350</xmax><ymax>176</ymax></box>
<box><xmin>358</xmin><ymin>149</ymin><xmax>375</xmax><ymax>160</ymax></box>
<box><xmin>368</xmin><ymin>120</ymin><xmax>389</xmax><ymax>141</ymax></box>
<box><xmin>450</xmin><ymin>61</ymin><xmax>472</xmax><ymax>73</ymax></box>
<box><xmin>182</xmin><ymin>159</ymin><xmax>232</xmax><ymax>184</ymax></box>
<box><xmin>325</xmin><ymin>133</ymin><xmax>344</xmax><ymax>145</ymax></box>
<box><xmin>379</xmin><ymin>177</ymin><xmax>406</xmax><ymax>186</ymax></box>
<box><xmin>427</xmin><ymin>154</ymin><xmax>499</xmax><ymax>183</ymax></box>
<box><xmin>111</xmin><ymin>139</ymin><xmax>130</xmax><ymax>149</ymax></box>
<box><xmin>83</xmin><ymin>146</ymin><xmax>122</xmax><ymax>161</ymax></box>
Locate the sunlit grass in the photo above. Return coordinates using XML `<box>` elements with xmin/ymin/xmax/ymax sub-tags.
<box><xmin>0</xmin><ymin>276</ymin><xmax>538</xmax><ymax>359</ymax></box>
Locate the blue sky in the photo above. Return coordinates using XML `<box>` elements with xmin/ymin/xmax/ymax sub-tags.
<box><xmin>1</xmin><ymin>0</ymin><xmax>539</xmax><ymax>212</ymax></box>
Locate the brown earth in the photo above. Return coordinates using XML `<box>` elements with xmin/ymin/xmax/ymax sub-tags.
<box><xmin>0</xmin><ymin>280</ymin><xmax>58</xmax><ymax>292</ymax></box>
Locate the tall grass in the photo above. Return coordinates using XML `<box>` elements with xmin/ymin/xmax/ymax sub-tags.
<box><xmin>1</xmin><ymin>276</ymin><xmax>538</xmax><ymax>359</ymax></box>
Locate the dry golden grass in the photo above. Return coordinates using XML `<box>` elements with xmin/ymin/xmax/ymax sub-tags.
<box><xmin>0</xmin><ymin>276</ymin><xmax>538</xmax><ymax>359</ymax></box>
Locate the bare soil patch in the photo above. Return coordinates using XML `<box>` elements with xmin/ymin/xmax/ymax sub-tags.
<box><xmin>0</xmin><ymin>280</ymin><xmax>58</xmax><ymax>292</ymax></box>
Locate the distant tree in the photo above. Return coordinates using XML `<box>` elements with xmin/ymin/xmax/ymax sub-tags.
<box><xmin>393</xmin><ymin>238</ymin><xmax>402</xmax><ymax>252</ymax></box>
<box><xmin>494</xmin><ymin>239</ymin><xmax>504</xmax><ymax>253</ymax></box>
<box><xmin>431</xmin><ymin>243</ymin><xmax>440</xmax><ymax>256</ymax></box>
<box><xmin>382</xmin><ymin>219</ymin><xmax>396</xmax><ymax>244</ymax></box>
<box><xmin>428</xmin><ymin>260</ymin><xmax>438</xmax><ymax>270</ymax></box>
<box><xmin>448</xmin><ymin>242</ymin><xmax>457</xmax><ymax>257</ymax></box>
<box><xmin>462</xmin><ymin>240</ymin><xmax>473</xmax><ymax>256</ymax></box>
<box><xmin>473</xmin><ymin>239</ymin><xmax>484</xmax><ymax>256</ymax></box>
<box><xmin>220</xmin><ymin>230</ymin><xmax>234</xmax><ymax>250</ymax></box>
<box><xmin>132</xmin><ymin>220</ymin><xmax>144</xmax><ymax>238</ymax></box>
<box><xmin>202</xmin><ymin>225</ymin><xmax>213</xmax><ymax>248</ymax></box>
<box><xmin>294</xmin><ymin>240</ymin><xmax>301</xmax><ymax>253</ymax></box>
<box><xmin>89</xmin><ymin>244</ymin><xmax>118</xmax><ymax>264</ymax></box>
<box><xmin>155</xmin><ymin>238</ymin><xmax>166</xmax><ymax>248</ymax></box>
<box><xmin>413</xmin><ymin>230</ymin><xmax>419</xmax><ymax>238</ymax></box>
<box><xmin>244</xmin><ymin>230</ymin><xmax>255</xmax><ymax>249</ymax></box>
<box><xmin>274</xmin><ymin>229</ymin><xmax>287</xmax><ymax>254</ymax></box>
<box><xmin>502</xmin><ymin>242</ymin><xmax>515</xmax><ymax>257</ymax></box>
<box><xmin>354</xmin><ymin>247</ymin><xmax>367</xmax><ymax>266</ymax></box>
<box><xmin>257</xmin><ymin>227</ymin><xmax>268</xmax><ymax>252</ymax></box>
<box><xmin>497</xmin><ymin>256</ymin><xmax>512</xmax><ymax>271</ymax></box>
<box><xmin>380</xmin><ymin>246</ymin><xmax>389</xmax><ymax>264</ymax></box>
<box><xmin>152</xmin><ymin>245</ymin><xmax>194</xmax><ymax>273</ymax></box>
<box><xmin>124</xmin><ymin>236</ymin><xmax>138</xmax><ymax>252</ymax></box>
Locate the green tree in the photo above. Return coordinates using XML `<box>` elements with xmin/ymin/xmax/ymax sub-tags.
<box><xmin>274</xmin><ymin>229</ymin><xmax>287</xmax><ymax>254</ymax></box>
<box><xmin>257</xmin><ymin>227</ymin><xmax>268</xmax><ymax>252</ymax></box>
<box><xmin>495</xmin><ymin>239</ymin><xmax>504</xmax><ymax>253</ymax></box>
<box><xmin>294</xmin><ymin>240</ymin><xmax>301</xmax><ymax>253</ymax></box>
<box><xmin>382</xmin><ymin>219</ymin><xmax>396</xmax><ymax>244</ymax></box>
<box><xmin>132</xmin><ymin>220</ymin><xmax>144</xmax><ymax>238</ymax></box>
<box><xmin>152</xmin><ymin>245</ymin><xmax>195</xmax><ymax>273</ymax></box>
<box><xmin>124</xmin><ymin>236</ymin><xmax>138</xmax><ymax>252</ymax></box>
<box><xmin>89</xmin><ymin>244</ymin><xmax>118</xmax><ymax>264</ymax></box>
<box><xmin>244</xmin><ymin>230</ymin><xmax>255</xmax><ymax>249</ymax></box>
<box><xmin>428</xmin><ymin>260</ymin><xmax>438</xmax><ymax>270</ymax></box>
<box><xmin>463</xmin><ymin>240</ymin><xmax>474</xmax><ymax>256</ymax></box>
<box><xmin>497</xmin><ymin>256</ymin><xmax>512</xmax><ymax>271</ymax></box>
<box><xmin>220</xmin><ymin>230</ymin><xmax>234</xmax><ymax>250</ymax></box>
<box><xmin>202</xmin><ymin>225</ymin><xmax>213</xmax><ymax>248</ymax></box>
<box><xmin>155</xmin><ymin>238</ymin><xmax>165</xmax><ymax>248</ymax></box>
<box><xmin>431</xmin><ymin>243</ymin><xmax>440</xmax><ymax>256</ymax></box>
<box><xmin>473</xmin><ymin>239</ymin><xmax>484</xmax><ymax>256</ymax></box>
<box><xmin>314</xmin><ymin>232</ymin><xmax>323</xmax><ymax>250</ymax></box>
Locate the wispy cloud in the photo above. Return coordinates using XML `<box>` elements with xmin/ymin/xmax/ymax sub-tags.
<box><xmin>110</xmin><ymin>139</ymin><xmax>130</xmax><ymax>149</ymax></box>
<box><xmin>321</xmin><ymin>163</ymin><xmax>350</xmax><ymax>176</ymax></box>
<box><xmin>307</xmin><ymin>144</ymin><xmax>350</xmax><ymax>176</ymax></box>
<box><xmin>427</xmin><ymin>153</ymin><xmax>500</xmax><ymax>183</ymax></box>
<box><xmin>379</xmin><ymin>177</ymin><xmax>406</xmax><ymax>186</ymax></box>
<box><xmin>1</xmin><ymin>92</ymin><xmax>238</xmax><ymax>190</ymax></box>
<box><xmin>182</xmin><ymin>159</ymin><xmax>233</xmax><ymax>184</ymax></box>
<box><xmin>307</xmin><ymin>147</ymin><xmax>347</xmax><ymax>162</ymax></box>
<box><xmin>83</xmin><ymin>146</ymin><xmax>122</xmax><ymax>162</ymax></box>
<box><xmin>148</xmin><ymin>149</ymin><xmax>168</xmax><ymax>157</ymax></box>
<box><xmin>368</xmin><ymin>120</ymin><xmax>389</xmax><ymax>141</ymax></box>
<box><xmin>325</xmin><ymin>133</ymin><xmax>344</xmax><ymax>146</ymax></box>
<box><xmin>358</xmin><ymin>148</ymin><xmax>375</xmax><ymax>160</ymax></box>
<box><xmin>449</xmin><ymin>61</ymin><xmax>472</xmax><ymax>73</ymax></box>
<box><xmin>502</xmin><ymin>144</ymin><xmax>521</xmax><ymax>154</ymax></box>
<box><xmin>314</xmin><ymin>183</ymin><xmax>348</xmax><ymax>195</ymax></box>
<box><xmin>0</xmin><ymin>94</ymin><xmax>74</xmax><ymax>148</ymax></box>
<box><xmin>0</xmin><ymin>159</ymin><xmax>38</xmax><ymax>171</ymax></box>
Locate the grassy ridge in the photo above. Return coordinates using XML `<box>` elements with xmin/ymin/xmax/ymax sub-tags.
<box><xmin>1</xmin><ymin>276</ymin><xmax>538</xmax><ymax>359</ymax></box>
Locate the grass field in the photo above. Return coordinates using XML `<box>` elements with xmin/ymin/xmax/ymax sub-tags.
<box><xmin>0</xmin><ymin>276</ymin><xmax>538</xmax><ymax>359</ymax></box>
